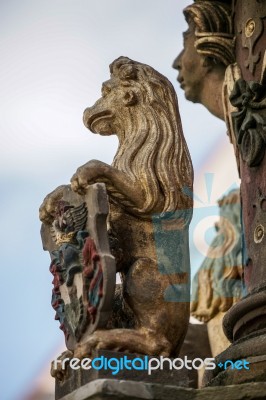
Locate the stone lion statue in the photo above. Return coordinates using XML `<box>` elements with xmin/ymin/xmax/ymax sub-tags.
<box><xmin>191</xmin><ymin>189</ymin><xmax>243</xmax><ymax>355</ymax></box>
<box><xmin>40</xmin><ymin>57</ymin><xmax>193</xmax><ymax>361</ymax></box>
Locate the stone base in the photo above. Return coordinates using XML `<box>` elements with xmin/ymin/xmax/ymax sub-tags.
<box><xmin>55</xmin><ymin>350</ymin><xmax>189</xmax><ymax>399</ymax></box>
<box><xmin>202</xmin><ymin>330</ymin><xmax>266</xmax><ymax>386</ymax></box>
<box><xmin>58</xmin><ymin>379</ymin><xmax>266</xmax><ymax>400</ymax></box>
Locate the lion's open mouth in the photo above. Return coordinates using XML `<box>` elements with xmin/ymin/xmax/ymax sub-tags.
<box><xmin>84</xmin><ymin>110</ymin><xmax>114</xmax><ymax>132</ymax></box>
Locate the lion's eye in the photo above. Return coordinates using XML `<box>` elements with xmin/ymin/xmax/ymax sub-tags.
<box><xmin>102</xmin><ymin>85</ymin><xmax>111</xmax><ymax>97</ymax></box>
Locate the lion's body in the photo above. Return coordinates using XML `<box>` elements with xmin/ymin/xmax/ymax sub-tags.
<box><xmin>61</xmin><ymin>57</ymin><xmax>193</xmax><ymax>357</ymax></box>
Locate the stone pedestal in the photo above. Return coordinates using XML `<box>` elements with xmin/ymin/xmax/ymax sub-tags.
<box><xmin>57</xmin><ymin>379</ymin><xmax>266</xmax><ymax>400</ymax></box>
<box><xmin>55</xmin><ymin>349</ymin><xmax>266</xmax><ymax>399</ymax></box>
<box><xmin>203</xmin><ymin>291</ymin><xmax>266</xmax><ymax>386</ymax></box>
<box><xmin>55</xmin><ymin>350</ymin><xmax>189</xmax><ymax>400</ymax></box>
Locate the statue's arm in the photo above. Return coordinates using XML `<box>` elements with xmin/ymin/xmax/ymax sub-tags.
<box><xmin>70</xmin><ymin>160</ymin><xmax>145</xmax><ymax>209</ymax></box>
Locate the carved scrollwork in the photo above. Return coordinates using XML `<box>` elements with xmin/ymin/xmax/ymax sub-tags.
<box><xmin>236</xmin><ymin>1</ymin><xmax>266</xmax><ymax>75</ymax></box>
<box><xmin>243</xmin><ymin>17</ymin><xmax>263</xmax><ymax>74</ymax></box>
<box><xmin>230</xmin><ymin>78</ymin><xmax>266</xmax><ymax>167</ymax></box>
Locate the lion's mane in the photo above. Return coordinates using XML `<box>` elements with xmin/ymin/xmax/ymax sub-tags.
<box><xmin>109</xmin><ymin>57</ymin><xmax>193</xmax><ymax>216</ymax></box>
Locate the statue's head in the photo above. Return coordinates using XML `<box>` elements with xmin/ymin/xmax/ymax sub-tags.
<box><xmin>173</xmin><ymin>1</ymin><xmax>235</xmax><ymax>104</ymax></box>
<box><xmin>83</xmin><ymin>56</ymin><xmax>193</xmax><ymax>215</ymax></box>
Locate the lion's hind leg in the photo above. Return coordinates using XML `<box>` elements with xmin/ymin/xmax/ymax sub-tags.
<box><xmin>74</xmin><ymin>327</ymin><xmax>171</xmax><ymax>358</ymax></box>
<box><xmin>123</xmin><ymin>257</ymin><xmax>188</xmax><ymax>355</ymax></box>
<box><xmin>75</xmin><ymin>257</ymin><xmax>188</xmax><ymax>358</ymax></box>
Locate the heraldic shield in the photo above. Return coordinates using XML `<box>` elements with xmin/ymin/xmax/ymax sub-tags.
<box><xmin>40</xmin><ymin>183</ymin><xmax>116</xmax><ymax>351</ymax></box>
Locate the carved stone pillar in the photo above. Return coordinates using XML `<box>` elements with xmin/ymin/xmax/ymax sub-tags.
<box><xmin>204</xmin><ymin>0</ymin><xmax>266</xmax><ymax>386</ymax></box>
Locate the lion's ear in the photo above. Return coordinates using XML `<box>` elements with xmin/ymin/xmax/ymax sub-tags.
<box><xmin>123</xmin><ymin>90</ymin><xmax>138</xmax><ymax>106</ymax></box>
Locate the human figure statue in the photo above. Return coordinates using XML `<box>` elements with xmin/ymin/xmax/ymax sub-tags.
<box><xmin>172</xmin><ymin>0</ymin><xmax>235</xmax><ymax>121</ymax></box>
<box><xmin>172</xmin><ymin>1</ymin><xmax>242</xmax><ymax>356</ymax></box>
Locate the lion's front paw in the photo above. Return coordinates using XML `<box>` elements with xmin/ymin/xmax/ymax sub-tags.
<box><xmin>70</xmin><ymin>160</ymin><xmax>107</xmax><ymax>194</ymax></box>
<box><xmin>50</xmin><ymin>350</ymin><xmax>73</xmax><ymax>382</ymax></box>
<box><xmin>39</xmin><ymin>185</ymin><xmax>70</xmax><ymax>224</ymax></box>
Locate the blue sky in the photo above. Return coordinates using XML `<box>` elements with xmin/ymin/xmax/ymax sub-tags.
<box><xmin>0</xmin><ymin>1</ymin><xmax>239</xmax><ymax>399</ymax></box>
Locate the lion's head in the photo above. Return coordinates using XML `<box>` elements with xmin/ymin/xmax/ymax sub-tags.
<box><xmin>83</xmin><ymin>57</ymin><xmax>193</xmax><ymax>216</ymax></box>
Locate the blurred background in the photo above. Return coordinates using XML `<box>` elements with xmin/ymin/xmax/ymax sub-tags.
<box><xmin>0</xmin><ymin>0</ymin><xmax>240</xmax><ymax>399</ymax></box>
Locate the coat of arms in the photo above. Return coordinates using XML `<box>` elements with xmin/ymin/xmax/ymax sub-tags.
<box><xmin>40</xmin><ymin>183</ymin><xmax>116</xmax><ymax>351</ymax></box>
